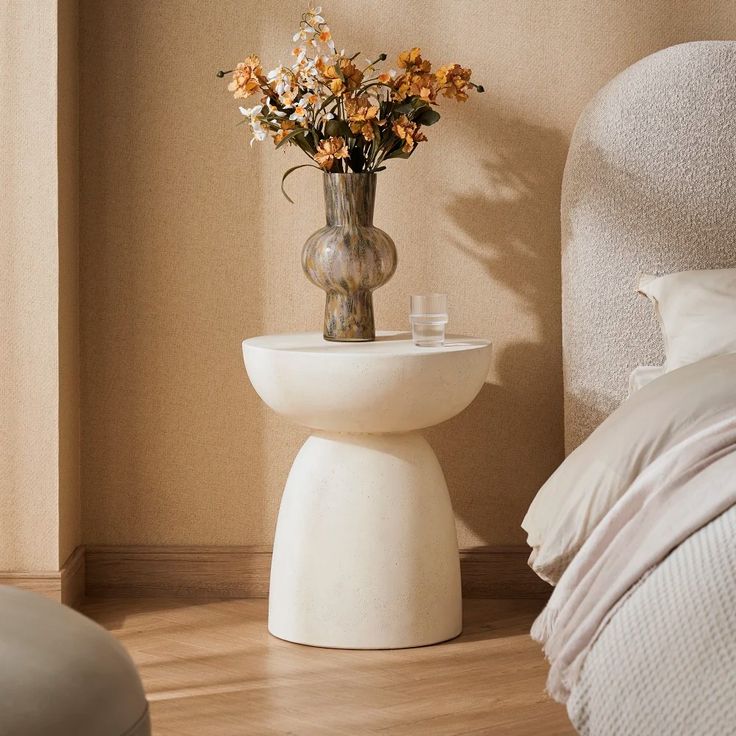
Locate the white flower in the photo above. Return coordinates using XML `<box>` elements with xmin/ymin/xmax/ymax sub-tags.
<box><xmin>268</xmin><ymin>66</ymin><xmax>296</xmax><ymax>101</ymax></box>
<box><xmin>239</xmin><ymin>104</ymin><xmax>263</xmax><ymax>122</ymax></box>
<box><xmin>239</xmin><ymin>104</ymin><xmax>268</xmax><ymax>145</ymax></box>
<box><xmin>264</xmin><ymin>103</ymin><xmax>286</xmax><ymax>118</ymax></box>
<box><xmin>307</xmin><ymin>5</ymin><xmax>325</xmax><ymax>23</ymax></box>
<box><xmin>289</xmin><ymin>103</ymin><xmax>308</xmax><ymax>123</ymax></box>
<box><xmin>249</xmin><ymin>122</ymin><xmax>268</xmax><ymax>146</ymax></box>
<box><xmin>292</xmin><ymin>27</ymin><xmax>315</xmax><ymax>42</ymax></box>
<box><xmin>279</xmin><ymin>91</ymin><xmax>295</xmax><ymax>107</ymax></box>
<box><xmin>298</xmin><ymin>93</ymin><xmax>319</xmax><ymax>108</ymax></box>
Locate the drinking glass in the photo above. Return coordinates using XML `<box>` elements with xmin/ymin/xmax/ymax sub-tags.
<box><xmin>410</xmin><ymin>294</ymin><xmax>448</xmax><ymax>347</ymax></box>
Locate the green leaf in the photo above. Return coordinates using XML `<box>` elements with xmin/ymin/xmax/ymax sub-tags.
<box><xmin>275</xmin><ymin>127</ymin><xmax>306</xmax><ymax>150</ymax></box>
<box><xmin>281</xmin><ymin>163</ymin><xmax>321</xmax><ymax>204</ymax></box>
<box><xmin>324</xmin><ymin>119</ymin><xmax>351</xmax><ymax>139</ymax></box>
<box><xmin>393</xmin><ymin>101</ymin><xmax>414</xmax><ymax>115</ymax></box>
<box><xmin>294</xmin><ymin>136</ymin><xmax>316</xmax><ymax>155</ymax></box>
<box><xmin>384</xmin><ymin>143</ymin><xmax>413</xmax><ymax>160</ymax></box>
<box><xmin>413</xmin><ymin>107</ymin><xmax>440</xmax><ymax>126</ymax></box>
<box><xmin>370</xmin><ymin>127</ymin><xmax>382</xmax><ymax>162</ymax></box>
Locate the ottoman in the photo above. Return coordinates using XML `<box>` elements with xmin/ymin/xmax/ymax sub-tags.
<box><xmin>0</xmin><ymin>586</ymin><xmax>150</xmax><ymax>736</ymax></box>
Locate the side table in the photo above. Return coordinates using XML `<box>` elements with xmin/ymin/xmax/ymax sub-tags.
<box><xmin>242</xmin><ymin>331</ymin><xmax>492</xmax><ymax>649</ymax></box>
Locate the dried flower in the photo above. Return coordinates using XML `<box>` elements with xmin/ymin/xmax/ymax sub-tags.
<box><xmin>318</xmin><ymin>27</ymin><xmax>335</xmax><ymax>52</ymax></box>
<box><xmin>274</xmin><ymin>119</ymin><xmax>297</xmax><ymax>145</ymax></box>
<box><xmin>289</xmin><ymin>101</ymin><xmax>309</xmax><ymax>124</ymax></box>
<box><xmin>410</xmin><ymin>72</ymin><xmax>439</xmax><ymax>103</ymax></box>
<box><xmin>324</xmin><ymin>58</ymin><xmax>363</xmax><ymax>96</ymax></box>
<box><xmin>397</xmin><ymin>47</ymin><xmax>430</xmax><ymax>73</ymax></box>
<box><xmin>346</xmin><ymin>96</ymin><xmax>381</xmax><ymax>140</ymax></box>
<box><xmin>228</xmin><ymin>55</ymin><xmax>264</xmax><ymax>99</ymax></box>
<box><xmin>392</xmin><ymin>115</ymin><xmax>427</xmax><ymax>153</ymax></box>
<box><xmin>314</xmin><ymin>136</ymin><xmax>349</xmax><ymax>170</ymax></box>
<box><xmin>436</xmin><ymin>64</ymin><xmax>473</xmax><ymax>102</ymax></box>
<box><xmin>220</xmin><ymin>5</ymin><xmax>483</xmax><ymax>199</ymax></box>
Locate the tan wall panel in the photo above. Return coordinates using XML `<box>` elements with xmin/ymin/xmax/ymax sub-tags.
<box><xmin>0</xmin><ymin>0</ymin><xmax>61</xmax><ymax>570</ymax></box>
<box><xmin>79</xmin><ymin>0</ymin><xmax>736</xmax><ymax>548</ymax></box>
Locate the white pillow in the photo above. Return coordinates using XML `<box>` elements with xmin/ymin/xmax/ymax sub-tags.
<box><xmin>628</xmin><ymin>365</ymin><xmax>665</xmax><ymax>395</ymax></box>
<box><xmin>522</xmin><ymin>353</ymin><xmax>736</xmax><ymax>584</ymax></box>
<box><xmin>639</xmin><ymin>268</ymin><xmax>736</xmax><ymax>371</ymax></box>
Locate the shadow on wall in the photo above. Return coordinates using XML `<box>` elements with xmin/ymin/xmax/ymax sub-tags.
<box><xmin>427</xmin><ymin>107</ymin><xmax>568</xmax><ymax>546</ymax></box>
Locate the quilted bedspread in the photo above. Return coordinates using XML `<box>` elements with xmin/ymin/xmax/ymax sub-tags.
<box><xmin>567</xmin><ymin>501</ymin><xmax>736</xmax><ymax>735</ymax></box>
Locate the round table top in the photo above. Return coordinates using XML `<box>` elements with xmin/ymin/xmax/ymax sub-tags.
<box><xmin>242</xmin><ymin>331</ymin><xmax>492</xmax><ymax>432</ymax></box>
<box><xmin>243</xmin><ymin>331</ymin><xmax>491</xmax><ymax>356</ymax></box>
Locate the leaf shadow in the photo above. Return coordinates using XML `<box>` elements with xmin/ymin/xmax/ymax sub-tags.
<box><xmin>427</xmin><ymin>107</ymin><xmax>568</xmax><ymax>546</ymax></box>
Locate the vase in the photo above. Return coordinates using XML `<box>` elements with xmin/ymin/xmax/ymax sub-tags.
<box><xmin>302</xmin><ymin>172</ymin><xmax>397</xmax><ymax>342</ymax></box>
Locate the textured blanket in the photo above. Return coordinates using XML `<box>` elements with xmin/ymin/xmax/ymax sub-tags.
<box><xmin>567</xmin><ymin>502</ymin><xmax>736</xmax><ymax>735</ymax></box>
<box><xmin>531</xmin><ymin>411</ymin><xmax>736</xmax><ymax>703</ymax></box>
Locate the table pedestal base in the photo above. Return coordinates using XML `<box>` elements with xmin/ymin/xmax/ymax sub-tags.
<box><xmin>268</xmin><ymin>431</ymin><xmax>462</xmax><ymax>649</ymax></box>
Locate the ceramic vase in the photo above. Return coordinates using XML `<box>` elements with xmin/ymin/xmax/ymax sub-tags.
<box><xmin>302</xmin><ymin>172</ymin><xmax>397</xmax><ymax>341</ymax></box>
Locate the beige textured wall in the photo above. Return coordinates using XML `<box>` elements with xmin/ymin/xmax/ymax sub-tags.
<box><xmin>79</xmin><ymin>0</ymin><xmax>736</xmax><ymax>550</ymax></box>
<box><xmin>1</xmin><ymin>0</ymin><xmax>61</xmax><ymax>570</ymax></box>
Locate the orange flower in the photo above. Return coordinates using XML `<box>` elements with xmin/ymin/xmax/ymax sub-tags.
<box><xmin>228</xmin><ymin>55</ymin><xmax>265</xmax><ymax>99</ymax></box>
<box><xmin>391</xmin><ymin>71</ymin><xmax>436</xmax><ymax>103</ymax></box>
<box><xmin>436</xmin><ymin>64</ymin><xmax>473</xmax><ymax>102</ymax></box>
<box><xmin>273</xmin><ymin>119</ymin><xmax>296</xmax><ymax>145</ymax></box>
<box><xmin>341</xmin><ymin>59</ymin><xmax>363</xmax><ymax>89</ymax></box>
<box><xmin>391</xmin><ymin>115</ymin><xmax>427</xmax><ymax>153</ymax></box>
<box><xmin>328</xmin><ymin>77</ymin><xmax>344</xmax><ymax>96</ymax></box>
<box><xmin>323</xmin><ymin>58</ymin><xmax>364</xmax><ymax>96</ymax></box>
<box><xmin>314</xmin><ymin>136</ymin><xmax>350</xmax><ymax>170</ymax></box>
<box><xmin>315</xmin><ymin>55</ymin><xmax>329</xmax><ymax>74</ymax></box>
<box><xmin>346</xmin><ymin>96</ymin><xmax>382</xmax><ymax>140</ymax></box>
<box><xmin>412</xmin><ymin>72</ymin><xmax>439</xmax><ymax>103</ymax></box>
<box><xmin>397</xmin><ymin>47</ymin><xmax>431</xmax><ymax>72</ymax></box>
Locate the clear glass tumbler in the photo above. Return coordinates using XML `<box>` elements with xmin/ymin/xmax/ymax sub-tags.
<box><xmin>410</xmin><ymin>293</ymin><xmax>448</xmax><ymax>347</ymax></box>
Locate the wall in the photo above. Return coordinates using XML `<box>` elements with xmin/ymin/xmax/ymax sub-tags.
<box><xmin>79</xmin><ymin>0</ymin><xmax>736</xmax><ymax>551</ymax></box>
<box><xmin>58</xmin><ymin>0</ymin><xmax>81</xmax><ymax>566</ymax></box>
<box><xmin>0</xmin><ymin>0</ymin><xmax>67</xmax><ymax>571</ymax></box>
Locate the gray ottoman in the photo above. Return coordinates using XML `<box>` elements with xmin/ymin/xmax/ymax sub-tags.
<box><xmin>0</xmin><ymin>586</ymin><xmax>150</xmax><ymax>736</ymax></box>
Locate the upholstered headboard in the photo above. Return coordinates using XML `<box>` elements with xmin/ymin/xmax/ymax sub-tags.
<box><xmin>562</xmin><ymin>41</ymin><xmax>736</xmax><ymax>453</ymax></box>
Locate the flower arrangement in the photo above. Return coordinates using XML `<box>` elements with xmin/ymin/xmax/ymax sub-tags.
<box><xmin>218</xmin><ymin>4</ymin><xmax>483</xmax><ymax>201</ymax></box>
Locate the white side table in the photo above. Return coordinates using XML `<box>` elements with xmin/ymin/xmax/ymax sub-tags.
<box><xmin>242</xmin><ymin>331</ymin><xmax>492</xmax><ymax>649</ymax></box>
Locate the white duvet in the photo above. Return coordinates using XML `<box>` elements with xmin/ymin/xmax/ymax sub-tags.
<box><xmin>533</xmin><ymin>412</ymin><xmax>736</xmax><ymax>702</ymax></box>
<box><xmin>529</xmin><ymin>355</ymin><xmax>736</xmax><ymax>734</ymax></box>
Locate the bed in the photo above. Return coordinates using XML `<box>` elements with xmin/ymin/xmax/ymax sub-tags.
<box><xmin>523</xmin><ymin>41</ymin><xmax>736</xmax><ymax>735</ymax></box>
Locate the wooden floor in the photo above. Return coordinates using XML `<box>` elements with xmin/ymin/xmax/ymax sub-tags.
<box><xmin>82</xmin><ymin>598</ymin><xmax>574</xmax><ymax>736</ymax></box>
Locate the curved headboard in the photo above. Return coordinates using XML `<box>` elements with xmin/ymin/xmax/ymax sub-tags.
<box><xmin>562</xmin><ymin>41</ymin><xmax>736</xmax><ymax>453</ymax></box>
